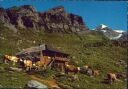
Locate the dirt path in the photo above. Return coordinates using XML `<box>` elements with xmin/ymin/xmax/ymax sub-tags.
<box><xmin>29</xmin><ymin>75</ymin><xmax>60</xmax><ymax>89</ymax></box>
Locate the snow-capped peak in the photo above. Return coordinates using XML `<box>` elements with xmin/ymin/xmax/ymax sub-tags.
<box><xmin>96</xmin><ymin>24</ymin><xmax>108</xmax><ymax>30</ymax></box>
<box><xmin>100</xmin><ymin>24</ymin><xmax>108</xmax><ymax>29</ymax></box>
<box><xmin>114</xmin><ymin>30</ymin><xmax>125</xmax><ymax>34</ymax></box>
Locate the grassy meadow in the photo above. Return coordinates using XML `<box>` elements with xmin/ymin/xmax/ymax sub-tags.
<box><xmin>0</xmin><ymin>23</ymin><xmax>127</xmax><ymax>89</ymax></box>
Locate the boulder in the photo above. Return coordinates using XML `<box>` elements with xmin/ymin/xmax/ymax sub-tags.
<box><xmin>9</xmin><ymin>67</ymin><xmax>23</xmax><ymax>72</ymax></box>
<box><xmin>71</xmin><ymin>75</ymin><xmax>79</xmax><ymax>81</ymax></box>
<box><xmin>0</xmin><ymin>84</ymin><xmax>3</xmax><ymax>88</ymax></box>
<box><xmin>0</xmin><ymin>67</ymin><xmax>5</xmax><ymax>73</ymax></box>
<box><xmin>27</xmin><ymin>80</ymin><xmax>48</xmax><ymax>89</ymax></box>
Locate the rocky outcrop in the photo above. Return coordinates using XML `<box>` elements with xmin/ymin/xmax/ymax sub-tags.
<box><xmin>0</xmin><ymin>5</ymin><xmax>89</xmax><ymax>33</ymax></box>
<box><xmin>0</xmin><ymin>7</ymin><xmax>10</xmax><ymax>23</ymax></box>
<box><xmin>9</xmin><ymin>67</ymin><xmax>23</xmax><ymax>72</ymax></box>
<box><xmin>27</xmin><ymin>80</ymin><xmax>48</xmax><ymax>89</ymax></box>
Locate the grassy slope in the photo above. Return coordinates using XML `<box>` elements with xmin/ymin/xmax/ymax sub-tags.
<box><xmin>0</xmin><ymin>23</ymin><xmax>127</xmax><ymax>89</ymax></box>
<box><xmin>0</xmin><ymin>63</ymin><xmax>30</xmax><ymax>88</ymax></box>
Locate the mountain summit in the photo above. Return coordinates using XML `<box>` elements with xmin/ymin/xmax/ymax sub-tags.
<box><xmin>95</xmin><ymin>24</ymin><xmax>120</xmax><ymax>39</ymax></box>
<box><xmin>96</xmin><ymin>24</ymin><xmax>108</xmax><ymax>30</ymax></box>
<box><xmin>0</xmin><ymin>5</ymin><xmax>89</xmax><ymax>33</ymax></box>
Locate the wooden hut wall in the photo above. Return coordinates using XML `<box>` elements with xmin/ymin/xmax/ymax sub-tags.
<box><xmin>52</xmin><ymin>60</ymin><xmax>66</xmax><ymax>72</ymax></box>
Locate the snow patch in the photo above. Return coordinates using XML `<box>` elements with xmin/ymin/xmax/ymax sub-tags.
<box><xmin>101</xmin><ymin>30</ymin><xmax>107</xmax><ymax>33</ymax></box>
<box><xmin>114</xmin><ymin>30</ymin><xmax>125</xmax><ymax>34</ymax></box>
<box><xmin>110</xmin><ymin>34</ymin><xmax>122</xmax><ymax>40</ymax></box>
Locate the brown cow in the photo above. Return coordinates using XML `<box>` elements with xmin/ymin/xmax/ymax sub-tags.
<box><xmin>93</xmin><ymin>70</ymin><xmax>100</xmax><ymax>76</ymax></box>
<box><xmin>107</xmin><ymin>73</ymin><xmax>117</xmax><ymax>84</ymax></box>
<box><xmin>65</xmin><ymin>64</ymin><xmax>80</xmax><ymax>74</ymax></box>
<box><xmin>116</xmin><ymin>72</ymin><xmax>126</xmax><ymax>79</ymax></box>
<box><xmin>33</xmin><ymin>60</ymin><xmax>46</xmax><ymax>70</ymax></box>
<box><xmin>33</xmin><ymin>56</ymin><xmax>52</xmax><ymax>70</ymax></box>
<box><xmin>4</xmin><ymin>55</ymin><xmax>19</xmax><ymax>65</ymax></box>
<box><xmin>20</xmin><ymin>59</ymin><xmax>33</xmax><ymax>70</ymax></box>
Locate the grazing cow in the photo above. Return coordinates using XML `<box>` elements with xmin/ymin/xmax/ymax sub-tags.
<box><xmin>107</xmin><ymin>73</ymin><xmax>117</xmax><ymax>84</ymax></box>
<box><xmin>65</xmin><ymin>64</ymin><xmax>80</xmax><ymax>74</ymax></box>
<box><xmin>33</xmin><ymin>57</ymin><xmax>52</xmax><ymax>70</ymax></box>
<box><xmin>4</xmin><ymin>55</ymin><xmax>19</xmax><ymax>65</ymax></box>
<box><xmin>33</xmin><ymin>60</ymin><xmax>46</xmax><ymax>70</ymax></box>
<box><xmin>86</xmin><ymin>68</ymin><xmax>93</xmax><ymax>76</ymax></box>
<box><xmin>92</xmin><ymin>70</ymin><xmax>100</xmax><ymax>76</ymax></box>
<box><xmin>116</xmin><ymin>72</ymin><xmax>126</xmax><ymax>79</ymax></box>
<box><xmin>79</xmin><ymin>65</ymin><xmax>90</xmax><ymax>74</ymax></box>
<box><xmin>20</xmin><ymin>59</ymin><xmax>33</xmax><ymax>71</ymax></box>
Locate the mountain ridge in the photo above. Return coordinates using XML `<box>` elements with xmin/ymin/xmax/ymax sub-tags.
<box><xmin>0</xmin><ymin>5</ymin><xmax>89</xmax><ymax>33</ymax></box>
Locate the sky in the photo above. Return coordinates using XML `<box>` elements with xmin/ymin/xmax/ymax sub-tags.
<box><xmin>0</xmin><ymin>0</ymin><xmax>127</xmax><ymax>31</ymax></box>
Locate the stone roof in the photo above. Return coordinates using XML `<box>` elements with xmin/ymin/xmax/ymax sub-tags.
<box><xmin>16</xmin><ymin>44</ymin><xmax>46</xmax><ymax>55</ymax></box>
<box><xmin>16</xmin><ymin>44</ymin><xmax>69</xmax><ymax>56</ymax></box>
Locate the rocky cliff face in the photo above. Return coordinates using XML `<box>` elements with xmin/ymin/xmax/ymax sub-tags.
<box><xmin>0</xmin><ymin>5</ymin><xmax>89</xmax><ymax>33</ymax></box>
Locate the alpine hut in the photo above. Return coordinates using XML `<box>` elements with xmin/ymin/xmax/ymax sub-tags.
<box><xmin>16</xmin><ymin>44</ymin><xmax>69</xmax><ymax>71</ymax></box>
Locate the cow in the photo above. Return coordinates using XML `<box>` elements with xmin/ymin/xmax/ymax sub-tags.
<box><xmin>86</xmin><ymin>68</ymin><xmax>93</xmax><ymax>77</ymax></box>
<box><xmin>92</xmin><ymin>70</ymin><xmax>100</xmax><ymax>76</ymax></box>
<box><xmin>4</xmin><ymin>55</ymin><xmax>19</xmax><ymax>65</ymax></box>
<box><xmin>79</xmin><ymin>65</ymin><xmax>90</xmax><ymax>74</ymax></box>
<box><xmin>107</xmin><ymin>73</ymin><xmax>117</xmax><ymax>84</ymax></box>
<box><xmin>33</xmin><ymin>57</ymin><xmax>51</xmax><ymax>70</ymax></box>
<box><xmin>65</xmin><ymin>64</ymin><xmax>80</xmax><ymax>74</ymax></box>
<box><xmin>116</xmin><ymin>72</ymin><xmax>126</xmax><ymax>79</ymax></box>
<box><xmin>33</xmin><ymin>60</ymin><xmax>46</xmax><ymax>70</ymax></box>
<box><xmin>19</xmin><ymin>59</ymin><xmax>33</xmax><ymax>71</ymax></box>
